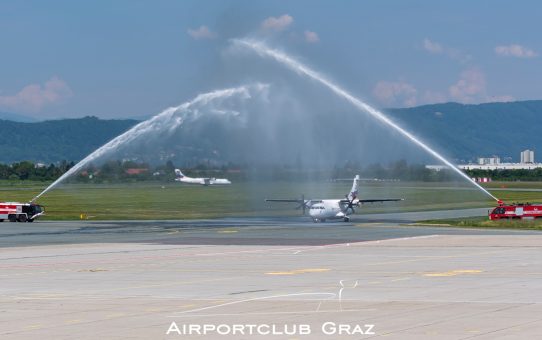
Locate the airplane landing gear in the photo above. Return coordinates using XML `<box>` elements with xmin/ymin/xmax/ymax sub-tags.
<box><xmin>343</xmin><ymin>217</ymin><xmax>350</xmax><ymax>222</ymax></box>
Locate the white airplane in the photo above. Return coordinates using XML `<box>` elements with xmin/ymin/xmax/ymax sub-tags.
<box><xmin>174</xmin><ymin>169</ymin><xmax>231</xmax><ymax>186</ymax></box>
<box><xmin>266</xmin><ymin>175</ymin><xmax>403</xmax><ymax>222</ymax></box>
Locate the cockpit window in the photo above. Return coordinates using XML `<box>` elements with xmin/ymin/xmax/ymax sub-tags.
<box><xmin>493</xmin><ymin>207</ymin><xmax>505</xmax><ymax>214</ymax></box>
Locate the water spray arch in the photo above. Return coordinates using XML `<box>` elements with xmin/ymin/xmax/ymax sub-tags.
<box><xmin>232</xmin><ymin>38</ymin><xmax>498</xmax><ymax>202</ymax></box>
<box><xmin>32</xmin><ymin>83</ymin><xmax>268</xmax><ymax>202</ymax></box>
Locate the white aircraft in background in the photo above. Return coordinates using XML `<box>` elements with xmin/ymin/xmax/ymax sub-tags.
<box><xmin>174</xmin><ymin>169</ymin><xmax>231</xmax><ymax>186</ymax></box>
<box><xmin>266</xmin><ymin>175</ymin><xmax>403</xmax><ymax>222</ymax></box>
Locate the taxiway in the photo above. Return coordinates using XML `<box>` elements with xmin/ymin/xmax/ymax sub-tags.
<box><xmin>1</xmin><ymin>208</ymin><xmax>541</xmax><ymax>339</ymax></box>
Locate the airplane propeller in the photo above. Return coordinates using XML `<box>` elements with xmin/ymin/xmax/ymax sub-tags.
<box><xmin>343</xmin><ymin>195</ymin><xmax>356</xmax><ymax>214</ymax></box>
<box><xmin>295</xmin><ymin>194</ymin><xmax>310</xmax><ymax>215</ymax></box>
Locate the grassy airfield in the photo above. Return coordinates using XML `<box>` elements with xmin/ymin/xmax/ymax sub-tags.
<box><xmin>1</xmin><ymin>180</ymin><xmax>542</xmax><ymax>221</ymax></box>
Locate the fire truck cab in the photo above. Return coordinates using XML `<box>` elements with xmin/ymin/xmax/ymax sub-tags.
<box><xmin>0</xmin><ymin>202</ymin><xmax>44</xmax><ymax>222</ymax></box>
<box><xmin>489</xmin><ymin>202</ymin><xmax>542</xmax><ymax>220</ymax></box>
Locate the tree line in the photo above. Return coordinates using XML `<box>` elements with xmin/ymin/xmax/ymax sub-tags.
<box><xmin>2</xmin><ymin>159</ymin><xmax>542</xmax><ymax>182</ymax></box>
<box><xmin>464</xmin><ymin>168</ymin><xmax>542</xmax><ymax>182</ymax></box>
<box><xmin>0</xmin><ymin>161</ymin><xmax>75</xmax><ymax>181</ymax></box>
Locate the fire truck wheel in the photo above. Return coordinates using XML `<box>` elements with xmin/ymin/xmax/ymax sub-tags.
<box><xmin>0</xmin><ymin>219</ymin><xmax>4</xmax><ymax>222</ymax></box>
<box><xmin>8</xmin><ymin>215</ymin><xmax>17</xmax><ymax>222</ymax></box>
<box><xmin>18</xmin><ymin>215</ymin><xmax>27</xmax><ymax>223</ymax></box>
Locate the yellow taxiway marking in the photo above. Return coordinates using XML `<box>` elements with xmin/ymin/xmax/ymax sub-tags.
<box><xmin>424</xmin><ymin>269</ymin><xmax>482</xmax><ymax>277</ymax></box>
<box><xmin>266</xmin><ymin>268</ymin><xmax>330</xmax><ymax>275</ymax></box>
<box><xmin>144</xmin><ymin>307</ymin><xmax>163</xmax><ymax>312</ymax></box>
<box><xmin>355</xmin><ymin>223</ymin><xmax>384</xmax><ymax>227</ymax></box>
<box><xmin>106</xmin><ymin>313</ymin><xmax>126</xmax><ymax>318</ymax></box>
<box><xmin>178</xmin><ymin>304</ymin><xmax>196</xmax><ymax>309</ymax></box>
<box><xmin>218</xmin><ymin>230</ymin><xmax>238</xmax><ymax>233</ymax></box>
<box><xmin>65</xmin><ymin>319</ymin><xmax>82</xmax><ymax>324</ymax></box>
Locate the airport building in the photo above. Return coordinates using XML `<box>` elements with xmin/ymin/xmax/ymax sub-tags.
<box><xmin>460</xmin><ymin>149</ymin><xmax>541</xmax><ymax>170</ymax></box>
<box><xmin>477</xmin><ymin>156</ymin><xmax>500</xmax><ymax>165</ymax></box>
<box><xmin>427</xmin><ymin>149</ymin><xmax>542</xmax><ymax>171</ymax></box>
<box><xmin>521</xmin><ymin>149</ymin><xmax>535</xmax><ymax>164</ymax></box>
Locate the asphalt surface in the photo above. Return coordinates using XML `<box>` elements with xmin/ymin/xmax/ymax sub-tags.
<box><xmin>0</xmin><ymin>208</ymin><xmax>503</xmax><ymax>248</ymax></box>
<box><xmin>1</xmin><ymin>209</ymin><xmax>542</xmax><ymax>339</ymax></box>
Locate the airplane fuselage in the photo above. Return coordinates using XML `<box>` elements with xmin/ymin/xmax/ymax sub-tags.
<box><xmin>309</xmin><ymin>199</ymin><xmax>350</xmax><ymax>222</ymax></box>
<box><xmin>175</xmin><ymin>177</ymin><xmax>231</xmax><ymax>186</ymax></box>
<box><xmin>265</xmin><ymin>175</ymin><xmax>402</xmax><ymax>223</ymax></box>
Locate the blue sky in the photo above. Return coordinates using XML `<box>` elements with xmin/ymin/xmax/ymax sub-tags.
<box><xmin>0</xmin><ymin>0</ymin><xmax>540</xmax><ymax>119</ymax></box>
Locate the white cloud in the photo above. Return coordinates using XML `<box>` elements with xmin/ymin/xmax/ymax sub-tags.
<box><xmin>187</xmin><ymin>25</ymin><xmax>216</xmax><ymax>40</ymax></box>
<box><xmin>374</xmin><ymin>71</ymin><xmax>514</xmax><ymax>107</ymax></box>
<box><xmin>304</xmin><ymin>30</ymin><xmax>319</xmax><ymax>43</ymax></box>
<box><xmin>423</xmin><ymin>38</ymin><xmax>443</xmax><ymax>54</ymax></box>
<box><xmin>261</xmin><ymin>14</ymin><xmax>293</xmax><ymax>31</ymax></box>
<box><xmin>422</xmin><ymin>38</ymin><xmax>471</xmax><ymax>63</ymax></box>
<box><xmin>495</xmin><ymin>44</ymin><xmax>537</xmax><ymax>58</ymax></box>
<box><xmin>0</xmin><ymin>76</ymin><xmax>72</xmax><ymax>113</ymax></box>
<box><xmin>373</xmin><ymin>80</ymin><xmax>418</xmax><ymax>107</ymax></box>
<box><xmin>449</xmin><ymin>69</ymin><xmax>486</xmax><ymax>103</ymax></box>
<box><xmin>448</xmin><ymin>69</ymin><xmax>514</xmax><ymax>104</ymax></box>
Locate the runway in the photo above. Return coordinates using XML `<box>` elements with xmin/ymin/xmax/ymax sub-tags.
<box><xmin>1</xmin><ymin>209</ymin><xmax>542</xmax><ymax>339</ymax></box>
<box><xmin>0</xmin><ymin>208</ymin><xmax>494</xmax><ymax>248</ymax></box>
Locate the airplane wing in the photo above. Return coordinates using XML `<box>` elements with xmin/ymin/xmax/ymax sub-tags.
<box><xmin>265</xmin><ymin>199</ymin><xmax>303</xmax><ymax>203</ymax></box>
<box><xmin>265</xmin><ymin>198</ymin><xmax>322</xmax><ymax>205</ymax></box>
<box><xmin>339</xmin><ymin>198</ymin><xmax>403</xmax><ymax>203</ymax></box>
<box><xmin>265</xmin><ymin>199</ymin><xmax>323</xmax><ymax>203</ymax></box>
<box><xmin>353</xmin><ymin>199</ymin><xmax>404</xmax><ymax>203</ymax></box>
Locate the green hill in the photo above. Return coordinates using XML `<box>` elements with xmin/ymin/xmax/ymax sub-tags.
<box><xmin>0</xmin><ymin>116</ymin><xmax>137</xmax><ymax>163</ymax></box>
<box><xmin>0</xmin><ymin>100</ymin><xmax>541</xmax><ymax>164</ymax></box>
<box><xmin>387</xmin><ymin>100</ymin><xmax>542</xmax><ymax>162</ymax></box>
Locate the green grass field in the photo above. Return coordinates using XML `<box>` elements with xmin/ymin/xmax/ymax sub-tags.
<box><xmin>1</xmin><ymin>180</ymin><xmax>542</xmax><ymax>221</ymax></box>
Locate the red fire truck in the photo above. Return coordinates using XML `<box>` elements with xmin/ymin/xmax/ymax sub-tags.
<box><xmin>0</xmin><ymin>202</ymin><xmax>45</xmax><ymax>222</ymax></box>
<box><xmin>489</xmin><ymin>201</ymin><xmax>542</xmax><ymax>220</ymax></box>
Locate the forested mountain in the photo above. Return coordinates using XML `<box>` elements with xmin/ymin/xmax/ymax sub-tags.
<box><xmin>0</xmin><ymin>100</ymin><xmax>541</xmax><ymax>164</ymax></box>
<box><xmin>0</xmin><ymin>116</ymin><xmax>137</xmax><ymax>163</ymax></box>
<box><xmin>387</xmin><ymin>100</ymin><xmax>542</xmax><ymax>163</ymax></box>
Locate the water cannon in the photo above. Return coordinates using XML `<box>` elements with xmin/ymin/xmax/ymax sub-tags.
<box><xmin>497</xmin><ymin>199</ymin><xmax>504</xmax><ymax>206</ymax></box>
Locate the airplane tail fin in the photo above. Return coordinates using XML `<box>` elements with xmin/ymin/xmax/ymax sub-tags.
<box><xmin>174</xmin><ymin>169</ymin><xmax>184</xmax><ymax>178</ymax></box>
<box><xmin>347</xmin><ymin>175</ymin><xmax>360</xmax><ymax>201</ymax></box>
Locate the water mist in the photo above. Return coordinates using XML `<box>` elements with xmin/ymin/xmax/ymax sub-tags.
<box><xmin>232</xmin><ymin>38</ymin><xmax>498</xmax><ymax>202</ymax></box>
<box><xmin>32</xmin><ymin>83</ymin><xmax>268</xmax><ymax>202</ymax></box>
